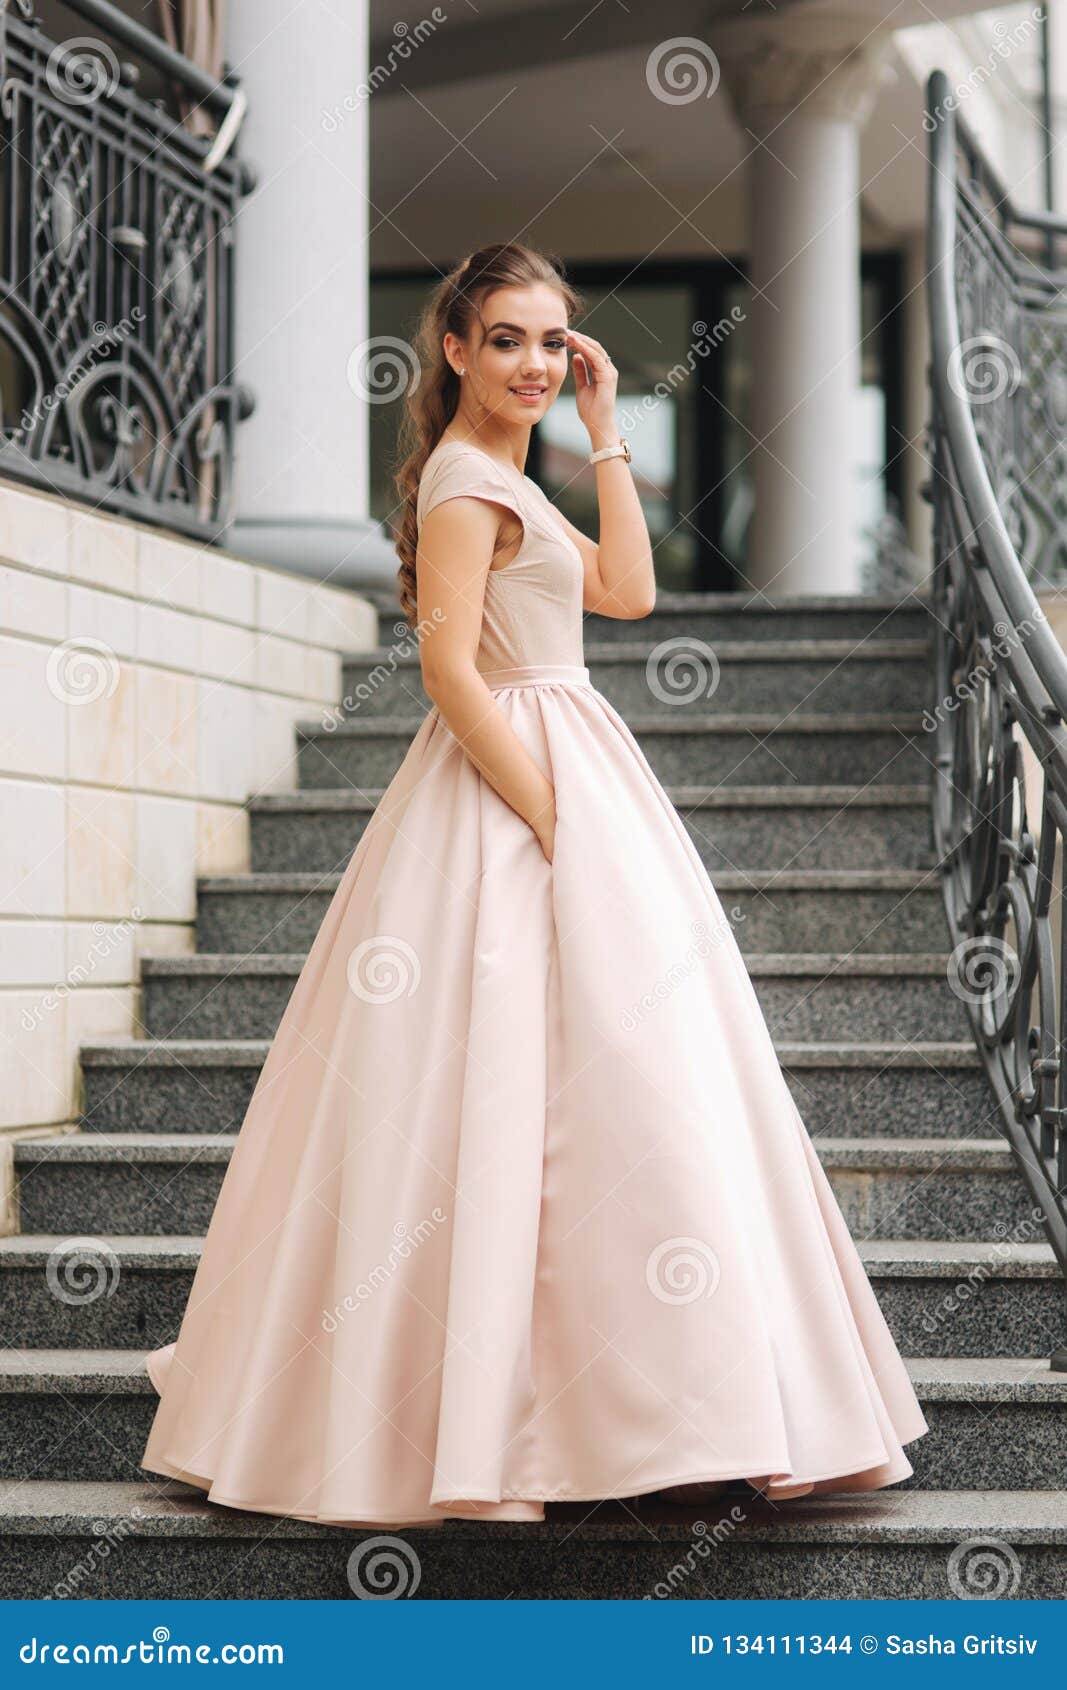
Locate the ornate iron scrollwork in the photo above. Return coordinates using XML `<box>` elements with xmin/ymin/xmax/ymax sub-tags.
<box><xmin>0</xmin><ymin>3</ymin><xmax>248</xmax><ymax>537</ymax></box>
<box><xmin>927</xmin><ymin>67</ymin><xmax>1067</xmax><ymax>1367</ymax></box>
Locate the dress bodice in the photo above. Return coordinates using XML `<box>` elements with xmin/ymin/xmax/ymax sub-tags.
<box><xmin>416</xmin><ymin>440</ymin><xmax>586</xmax><ymax>673</ymax></box>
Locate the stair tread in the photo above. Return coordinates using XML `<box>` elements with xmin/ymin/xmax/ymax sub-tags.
<box><xmin>299</xmin><ymin>710</ymin><xmax>930</xmax><ymax>737</ymax></box>
<box><xmin>3</xmin><ymin>1350</ymin><xmax>1062</xmax><ymax>1399</ymax></box>
<box><xmin>78</xmin><ymin>1037</ymin><xmax>982</xmax><ymax>1066</ymax></box>
<box><xmin>2</xmin><ymin>1234</ymin><xmax>1054</xmax><ymax>1272</ymax></box>
<box><xmin>252</xmin><ymin>783</ymin><xmax>931</xmax><ymax>812</ymax></box>
<box><xmin>0</xmin><ymin>1481</ymin><xmax>1063</xmax><ymax>1543</ymax></box>
<box><xmin>196</xmin><ymin>867</ymin><xmax>941</xmax><ymax>892</ymax></box>
<box><xmin>344</xmin><ymin>637</ymin><xmax>932</xmax><ymax>666</ymax></box>
<box><xmin>140</xmin><ymin>950</ymin><xmax>954</xmax><ymax>978</ymax></box>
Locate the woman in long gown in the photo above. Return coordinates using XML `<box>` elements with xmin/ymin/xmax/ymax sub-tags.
<box><xmin>141</xmin><ymin>241</ymin><xmax>928</xmax><ymax>1527</ymax></box>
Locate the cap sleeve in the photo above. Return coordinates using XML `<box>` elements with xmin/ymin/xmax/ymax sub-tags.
<box><xmin>417</xmin><ymin>448</ymin><xmax>525</xmax><ymax>537</ymax></box>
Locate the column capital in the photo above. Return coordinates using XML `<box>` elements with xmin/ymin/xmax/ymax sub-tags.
<box><xmin>707</xmin><ymin>15</ymin><xmax>897</xmax><ymax>134</ymax></box>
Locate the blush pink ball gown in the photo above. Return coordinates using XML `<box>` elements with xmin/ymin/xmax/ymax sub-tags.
<box><xmin>141</xmin><ymin>438</ymin><xmax>929</xmax><ymax>1526</ymax></box>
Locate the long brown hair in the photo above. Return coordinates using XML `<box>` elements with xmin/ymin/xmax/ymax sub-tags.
<box><xmin>391</xmin><ymin>243</ymin><xmax>584</xmax><ymax>627</ymax></box>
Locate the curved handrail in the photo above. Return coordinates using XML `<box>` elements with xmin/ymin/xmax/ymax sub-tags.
<box><xmin>925</xmin><ymin>67</ymin><xmax>1067</xmax><ymax>1365</ymax></box>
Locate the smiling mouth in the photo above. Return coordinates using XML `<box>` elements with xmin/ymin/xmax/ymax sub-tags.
<box><xmin>510</xmin><ymin>387</ymin><xmax>547</xmax><ymax>396</ymax></box>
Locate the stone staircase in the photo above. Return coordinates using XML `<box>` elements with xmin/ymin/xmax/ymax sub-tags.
<box><xmin>3</xmin><ymin>590</ymin><xmax>1066</xmax><ymax>1600</ymax></box>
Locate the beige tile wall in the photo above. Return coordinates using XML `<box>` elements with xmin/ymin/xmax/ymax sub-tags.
<box><xmin>0</xmin><ymin>479</ymin><xmax>378</xmax><ymax>1139</ymax></box>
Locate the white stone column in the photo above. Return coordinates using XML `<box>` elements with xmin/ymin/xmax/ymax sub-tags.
<box><xmin>223</xmin><ymin>0</ymin><xmax>395</xmax><ymax>585</ymax></box>
<box><xmin>710</xmin><ymin>22</ymin><xmax>895</xmax><ymax>596</ymax></box>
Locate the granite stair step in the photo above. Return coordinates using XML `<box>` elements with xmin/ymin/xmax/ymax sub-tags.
<box><xmin>78</xmin><ymin>1037</ymin><xmax>992</xmax><ymax>1138</ymax></box>
<box><xmin>248</xmin><ymin>783</ymin><xmax>935</xmax><ymax>876</ymax></box>
<box><xmin>139</xmin><ymin>951</ymin><xmax>966</xmax><ymax>1044</ymax></box>
<box><xmin>13</xmin><ymin>1131</ymin><xmax>1023</xmax><ymax>1241</ymax></box>
<box><xmin>363</xmin><ymin>586</ymin><xmax>934</xmax><ymax>647</ymax></box>
<box><xmin>194</xmin><ymin>867</ymin><xmax>947</xmax><ymax>956</ymax></box>
<box><xmin>338</xmin><ymin>638</ymin><xmax>931</xmax><ymax>720</ymax></box>
<box><xmin>0</xmin><ymin>1480</ymin><xmax>1063</xmax><ymax>1599</ymax></box>
<box><xmin>2</xmin><ymin>1353</ymin><xmax>1063</xmax><ymax>1493</ymax></box>
<box><xmin>0</xmin><ymin>1234</ymin><xmax>1058</xmax><ymax>1355</ymax></box>
<box><xmin>296</xmin><ymin>710</ymin><xmax>932</xmax><ymax>790</ymax></box>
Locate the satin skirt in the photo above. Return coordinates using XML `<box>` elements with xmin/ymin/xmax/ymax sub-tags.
<box><xmin>141</xmin><ymin>662</ymin><xmax>928</xmax><ymax>1527</ymax></box>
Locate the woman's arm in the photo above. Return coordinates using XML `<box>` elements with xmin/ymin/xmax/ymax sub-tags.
<box><xmin>564</xmin><ymin>328</ymin><xmax>657</xmax><ymax>621</ymax></box>
<box><xmin>415</xmin><ymin>493</ymin><xmax>557</xmax><ymax>862</ymax></box>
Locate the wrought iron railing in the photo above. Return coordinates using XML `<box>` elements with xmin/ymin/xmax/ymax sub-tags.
<box><xmin>926</xmin><ymin>66</ymin><xmax>1067</xmax><ymax>1369</ymax></box>
<box><xmin>0</xmin><ymin>0</ymin><xmax>251</xmax><ymax>540</ymax></box>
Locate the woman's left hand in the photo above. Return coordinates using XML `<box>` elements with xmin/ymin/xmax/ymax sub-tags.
<box><xmin>567</xmin><ymin>329</ymin><xmax>619</xmax><ymax>443</ymax></box>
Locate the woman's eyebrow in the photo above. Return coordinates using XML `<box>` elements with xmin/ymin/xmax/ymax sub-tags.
<box><xmin>486</xmin><ymin>321</ymin><xmax>568</xmax><ymax>335</ymax></box>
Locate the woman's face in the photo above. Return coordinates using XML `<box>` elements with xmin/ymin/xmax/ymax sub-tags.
<box><xmin>458</xmin><ymin>284</ymin><xmax>570</xmax><ymax>424</ymax></box>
